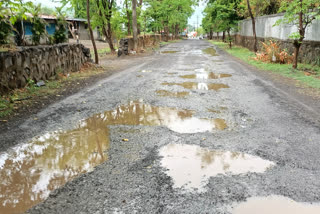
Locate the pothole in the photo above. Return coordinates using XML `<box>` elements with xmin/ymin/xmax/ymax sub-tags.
<box><xmin>0</xmin><ymin>101</ymin><xmax>227</xmax><ymax>213</ymax></box>
<box><xmin>156</xmin><ymin>90</ymin><xmax>190</xmax><ymax>98</ymax></box>
<box><xmin>159</xmin><ymin>144</ymin><xmax>275</xmax><ymax>192</ymax></box>
<box><xmin>162</xmin><ymin>82</ymin><xmax>230</xmax><ymax>91</ymax></box>
<box><xmin>179</xmin><ymin>73</ymin><xmax>232</xmax><ymax>80</ymax></box>
<box><xmin>161</xmin><ymin>51</ymin><xmax>179</xmax><ymax>54</ymax></box>
<box><xmin>202</xmin><ymin>47</ymin><xmax>219</xmax><ymax>56</ymax></box>
<box><xmin>232</xmin><ymin>195</ymin><xmax>320</xmax><ymax>214</ymax></box>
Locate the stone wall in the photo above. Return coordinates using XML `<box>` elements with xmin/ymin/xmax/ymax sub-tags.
<box><xmin>118</xmin><ymin>34</ymin><xmax>162</xmax><ymax>56</ymax></box>
<box><xmin>212</xmin><ymin>13</ymin><xmax>320</xmax><ymax>64</ymax></box>
<box><xmin>232</xmin><ymin>35</ymin><xmax>320</xmax><ymax>64</ymax></box>
<box><xmin>0</xmin><ymin>44</ymin><xmax>91</xmax><ymax>93</ymax></box>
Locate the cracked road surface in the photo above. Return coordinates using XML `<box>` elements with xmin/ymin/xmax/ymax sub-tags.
<box><xmin>1</xmin><ymin>39</ymin><xmax>320</xmax><ymax>214</ymax></box>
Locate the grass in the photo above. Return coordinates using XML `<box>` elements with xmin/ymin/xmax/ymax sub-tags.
<box><xmin>210</xmin><ymin>41</ymin><xmax>320</xmax><ymax>89</ymax></box>
<box><xmin>91</xmin><ymin>47</ymin><xmax>113</xmax><ymax>58</ymax></box>
<box><xmin>0</xmin><ymin>65</ymin><xmax>105</xmax><ymax>119</ymax></box>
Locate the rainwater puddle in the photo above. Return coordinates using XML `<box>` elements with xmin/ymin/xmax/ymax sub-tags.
<box><xmin>0</xmin><ymin>101</ymin><xmax>228</xmax><ymax>213</ymax></box>
<box><xmin>207</xmin><ymin>107</ymin><xmax>228</xmax><ymax>114</ymax></box>
<box><xmin>159</xmin><ymin>144</ymin><xmax>275</xmax><ymax>192</ymax></box>
<box><xmin>233</xmin><ymin>195</ymin><xmax>320</xmax><ymax>214</ymax></box>
<box><xmin>156</xmin><ymin>90</ymin><xmax>190</xmax><ymax>98</ymax></box>
<box><xmin>161</xmin><ymin>51</ymin><xmax>179</xmax><ymax>54</ymax></box>
<box><xmin>179</xmin><ymin>73</ymin><xmax>232</xmax><ymax>80</ymax></box>
<box><xmin>203</xmin><ymin>47</ymin><xmax>219</xmax><ymax>56</ymax></box>
<box><xmin>140</xmin><ymin>70</ymin><xmax>152</xmax><ymax>73</ymax></box>
<box><xmin>162</xmin><ymin>82</ymin><xmax>230</xmax><ymax>91</ymax></box>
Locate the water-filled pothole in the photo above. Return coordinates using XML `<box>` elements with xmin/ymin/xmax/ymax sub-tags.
<box><xmin>179</xmin><ymin>73</ymin><xmax>231</xmax><ymax>79</ymax></box>
<box><xmin>162</xmin><ymin>82</ymin><xmax>229</xmax><ymax>91</ymax></box>
<box><xmin>156</xmin><ymin>90</ymin><xmax>189</xmax><ymax>98</ymax></box>
<box><xmin>0</xmin><ymin>101</ymin><xmax>227</xmax><ymax>213</ymax></box>
<box><xmin>232</xmin><ymin>195</ymin><xmax>320</xmax><ymax>214</ymax></box>
<box><xmin>161</xmin><ymin>51</ymin><xmax>179</xmax><ymax>54</ymax></box>
<box><xmin>140</xmin><ymin>70</ymin><xmax>152</xmax><ymax>73</ymax></box>
<box><xmin>159</xmin><ymin>144</ymin><xmax>275</xmax><ymax>192</ymax></box>
<box><xmin>203</xmin><ymin>47</ymin><xmax>219</xmax><ymax>56</ymax></box>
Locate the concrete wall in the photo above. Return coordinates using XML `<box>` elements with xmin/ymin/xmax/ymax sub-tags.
<box><xmin>238</xmin><ymin>13</ymin><xmax>320</xmax><ymax>41</ymax></box>
<box><xmin>0</xmin><ymin>44</ymin><xmax>91</xmax><ymax>93</ymax></box>
<box><xmin>213</xmin><ymin>13</ymin><xmax>320</xmax><ymax>63</ymax></box>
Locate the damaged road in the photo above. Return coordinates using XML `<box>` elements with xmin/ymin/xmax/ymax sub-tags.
<box><xmin>1</xmin><ymin>39</ymin><xmax>320</xmax><ymax>214</ymax></box>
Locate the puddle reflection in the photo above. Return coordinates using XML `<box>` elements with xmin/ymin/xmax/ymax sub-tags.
<box><xmin>0</xmin><ymin>101</ymin><xmax>228</xmax><ymax>213</ymax></box>
<box><xmin>233</xmin><ymin>195</ymin><xmax>320</xmax><ymax>214</ymax></box>
<box><xmin>162</xmin><ymin>82</ymin><xmax>229</xmax><ymax>91</ymax></box>
<box><xmin>160</xmin><ymin>144</ymin><xmax>275</xmax><ymax>192</ymax></box>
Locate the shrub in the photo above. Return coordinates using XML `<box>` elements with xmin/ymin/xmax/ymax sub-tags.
<box><xmin>253</xmin><ymin>40</ymin><xmax>293</xmax><ymax>64</ymax></box>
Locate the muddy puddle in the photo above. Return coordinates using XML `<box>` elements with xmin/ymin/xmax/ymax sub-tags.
<box><xmin>162</xmin><ymin>82</ymin><xmax>229</xmax><ymax>91</ymax></box>
<box><xmin>203</xmin><ymin>47</ymin><xmax>219</xmax><ymax>56</ymax></box>
<box><xmin>156</xmin><ymin>90</ymin><xmax>190</xmax><ymax>98</ymax></box>
<box><xmin>207</xmin><ymin>107</ymin><xmax>228</xmax><ymax>114</ymax></box>
<box><xmin>233</xmin><ymin>195</ymin><xmax>320</xmax><ymax>214</ymax></box>
<box><xmin>161</xmin><ymin>51</ymin><xmax>179</xmax><ymax>54</ymax></box>
<box><xmin>0</xmin><ymin>101</ymin><xmax>228</xmax><ymax>213</ymax></box>
<box><xmin>179</xmin><ymin>72</ymin><xmax>231</xmax><ymax>80</ymax></box>
<box><xmin>159</xmin><ymin>144</ymin><xmax>275</xmax><ymax>192</ymax></box>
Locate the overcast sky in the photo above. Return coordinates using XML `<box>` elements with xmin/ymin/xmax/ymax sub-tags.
<box><xmin>32</xmin><ymin>0</ymin><xmax>205</xmax><ymax>26</ymax></box>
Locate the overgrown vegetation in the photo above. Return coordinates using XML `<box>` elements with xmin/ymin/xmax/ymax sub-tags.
<box><xmin>254</xmin><ymin>40</ymin><xmax>293</xmax><ymax>64</ymax></box>
<box><xmin>211</xmin><ymin>41</ymin><xmax>320</xmax><ymax>89</ymax></box>
<box><xmin>30</xmin><ymin>4</ymin><xmax>47</xmax><ymax>45</ymax></box>
<box><xmin>53</xmin><ymin>6</ymin><xmax>68</xmax><ymax>44</ymax></box>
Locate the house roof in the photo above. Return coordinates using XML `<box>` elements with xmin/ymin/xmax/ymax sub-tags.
<box><xmin>24</xmin><ymin>13</ymin><xmax>87</xmax><ymax>22</ymax></box>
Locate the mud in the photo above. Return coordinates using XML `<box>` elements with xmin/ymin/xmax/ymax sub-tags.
<box><xmin>159</xmin><ymin>144</ymin><xmax>275</xmax><ymax>192</ymax></box>
<box><xmin>162</xmin><ymin>82</ymin><xmax>230</xmax><ymax>91</ymax></box>
<box><xmin>233</xmin><ymin>195</ymin><xmax>320</xmax><ymax>214</ymax></box>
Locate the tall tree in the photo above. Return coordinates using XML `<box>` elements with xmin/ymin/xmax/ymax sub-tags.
<box><xmin>132</xmin><ymin>0</ymin><xmax>138</xmax><ymax>50</ymax></box>
<box><xmin>275</xmin><ymin>0</ymin><xmax>320</xmax><ymax>69</ymax></box>
<box><xmin>246</xmin><ymin>0</ymin><xmax>257</xmax><ymax>52</ymax></box>
<box><xmin>86</xmin><ymin>0</ymin><xmax>98</xmax><ymax>64</ymax></box>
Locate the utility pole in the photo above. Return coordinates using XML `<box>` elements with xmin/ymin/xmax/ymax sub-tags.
<box><xmin>197</xmin><ymin>15</ymin><xmax>199</xmax><ymax>32</ymax></box>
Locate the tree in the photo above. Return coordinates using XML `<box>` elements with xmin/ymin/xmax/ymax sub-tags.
<box><xmin>275</xmin><ymin>0</ymin><xmax>320</xmax><ymax>69</ymax></box>
<box><xmin>53</xmin><ymin>6</ymin><xmax>68</xmax><ymax>44</ymax></box>
<box><xmin>132</xmin><ymin>0</ymin><xmax>138</xmax><ymax>51</ymax></box>
<box><xmin>87</xmin><ymin>0</ymin><xmax>98</xmax><ymax>64</ymax></box>
<box><xmin>245</xmin><ymin>0</ymin><xmax>258</xmax><ymax>52</ymax></box>
<box><xmin>30</xmin><ymin>4</ymin><xmax>47</xmax><ymax>45</ymax></box>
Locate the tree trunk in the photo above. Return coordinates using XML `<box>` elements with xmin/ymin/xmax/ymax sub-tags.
<box><xmin>87</xmin><ymin>0</ymin><xmax>98</xmax><ymax>64</ymax></box>
<box><xmin>227</xmin><ymin>30</ymin><xmax>232</xmax><ymax>49</ymax></box>
<box><xmin>293</xmin><ymin>41</ymin><xmax>300</xmax><ymax>69</ymax></box>
<box><xmin>125</xmin><ymin>0</ymin><xmax>131</xmax><ymax>35</ymax></box>
<box><xmin>246</xmin><ymin>0</ymin><xmax>257</xmax><ymax>52</ymax></box>
<box><xmin>222</xmin><ymin>31</ymin><xmax>225</xmax><ymax>42</ymax></box>
<box><xmin>132</xmin><ymin>0</ymin><xmax>138</xmax><ymax>51</ymax></box>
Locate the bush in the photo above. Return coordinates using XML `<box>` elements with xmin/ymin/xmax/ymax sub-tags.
<box><xmin>53</xmin><ymin>24</ymin><xmax>67</xmax><ymax>44</ymax></box>
<box><xmin>0</xmin><ymin>19</ymin><xmax>13</xmax><ymax>45</ymax></box>
<box><xmin>253</xmin><ymin>40</ymin><xmax>293</xmax><ymax>64</ymax></box>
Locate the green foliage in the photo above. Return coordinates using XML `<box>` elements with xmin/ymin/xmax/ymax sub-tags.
<box><xmin>53</xmin><ymin>6</ymin><xmax>68</xmax><ymax>44</ymax></box>
<box><xmin>30</xmin><ymin>4</ymin><xmax>47</xmax><ymax>45</ymax></box>
<box><xmin>275</xmin><ymin>0</ymin><xmax>320</xmax><ymax>41</ymax></box>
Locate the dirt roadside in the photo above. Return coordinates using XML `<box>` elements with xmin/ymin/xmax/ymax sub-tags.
<box><xmin>0</xmin><ymin>52</ymin><xmax>154</xmax><ymax>135</ymax></box>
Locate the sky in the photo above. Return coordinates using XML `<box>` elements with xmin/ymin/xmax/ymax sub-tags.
<box><xmin>32</xmin><ymin>0</ymin><xmax>205</xmax><ymax>27</ymax></box>
<box><xmin>188</xmin><ymin>1</ymin><xmax>205</xmax><ymax>28</ymax></box>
